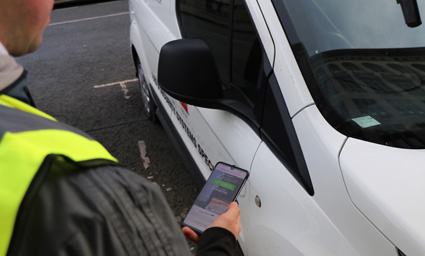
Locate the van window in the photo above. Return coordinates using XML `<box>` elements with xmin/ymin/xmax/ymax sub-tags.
<box><xmin>273</xmin><ymin>0</ymin><xmax>425</xmax><ymax>149</ymax></box>
<box><xmin>178</xmin><ymin>0</ymin><xmax>231</xmax><ymax>84</ymax></box>
<box><xmin>178</xmin><ymin>0</ymin><xmax>262</xmax><ymax>107</ymax></box>
<box><xmin>231</xmin><ymin>0</ymin><xmax>262</xmax><ymax>105</ymax></box>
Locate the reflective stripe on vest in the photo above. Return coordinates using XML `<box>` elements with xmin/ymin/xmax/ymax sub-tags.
<box><xmin>0</xmin><ymin>95</ymin><xmax>118</xmax><ymax>256</ymax></box>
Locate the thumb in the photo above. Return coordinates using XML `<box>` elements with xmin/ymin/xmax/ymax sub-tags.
<box><xmin>225</xmin><ymin>201</ymin><xmax>240</xmax><ymax>217</ymax></box>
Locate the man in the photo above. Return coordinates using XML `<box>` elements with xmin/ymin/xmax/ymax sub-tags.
<box><xmin>0</xmin><ymin>0</ymin><xmax>240</xmax><ymax>255</ymax></box>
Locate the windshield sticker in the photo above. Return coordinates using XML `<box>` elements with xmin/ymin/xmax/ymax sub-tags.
<box><xmin>352</xmin><ymin>116</ymin><xmax>381</xmax><ymax>128</ymax></box>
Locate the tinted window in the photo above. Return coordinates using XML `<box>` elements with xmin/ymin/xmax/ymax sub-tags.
<box><xmin>179</xmin><ymin>0</ymin><xmax>231</xmax><ymax>84</ymax></box>
<box><xmin>178</xmin><ymin>0</ymin><xmax>262</xmax><ymax>107</ymax></box>
<box><xmin>231</xmin><ymin>0</ymin><xmax>262</xmax><ymax>105</ymax></box>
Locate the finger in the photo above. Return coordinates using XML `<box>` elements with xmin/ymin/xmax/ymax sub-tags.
<box><xmin>182</xmin><ymin>226</ymin><xmax>200</xmax><ymax>244</ymax></box>
<box><xmin>225</xmin><ymin>202</ymin><xmax>240</xmax><ymax>217</ymax></box>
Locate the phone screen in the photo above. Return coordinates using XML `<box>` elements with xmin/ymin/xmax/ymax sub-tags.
<box><xmin>182</xmin><ymin>162</ymin><xmax>249</xmax><ymax>234</ymax></box>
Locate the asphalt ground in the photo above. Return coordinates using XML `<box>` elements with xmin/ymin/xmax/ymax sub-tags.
<box><xmin>17</xmin><ymin>0</ymin><xmax>199</xmax><ymax>252</ymax></box>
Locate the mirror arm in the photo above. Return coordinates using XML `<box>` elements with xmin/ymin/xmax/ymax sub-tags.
<box><xmin>397</xmin><ymin>0</ymin><xmax>422</xmax><ymax>27</ymax></box>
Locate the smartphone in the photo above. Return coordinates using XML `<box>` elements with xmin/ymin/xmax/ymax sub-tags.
<box><xmin>182</xmin><ymin>162</ymin><xmax>249</xmax><ymax>235</ymax></box>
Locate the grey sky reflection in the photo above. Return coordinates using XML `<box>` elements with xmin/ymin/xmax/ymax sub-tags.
<box><xmin>282</xmin><ymin>0</ymin><xmax>425</xmax><ymax>55</ymax></box>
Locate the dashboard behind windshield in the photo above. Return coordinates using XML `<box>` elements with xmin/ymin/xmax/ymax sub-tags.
<box><xmin>274</xmin><ymin>0</ymin><xmax>425</xmax><ymax>148</ymax></box>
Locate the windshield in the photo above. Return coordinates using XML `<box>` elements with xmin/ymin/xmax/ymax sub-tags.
<box><xmin>275</xmin><ymin>0</ymin><xmax>425</xmax><ymax>148</ymax></box>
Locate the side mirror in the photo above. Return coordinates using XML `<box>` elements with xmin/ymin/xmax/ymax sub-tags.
<box><xmin>158</xmin><ymin>38</ymin><xmax>257</xmax><ymax>125</ymax></box>
<box><xmin>158</xmin><ymin>39</ymin><xmax>223</xmax><ymax>107</ymax></box>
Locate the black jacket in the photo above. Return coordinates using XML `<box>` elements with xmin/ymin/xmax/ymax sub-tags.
<box><xmin>8</xmin><ymin>164</ymin><xmax>193</xmax><ymax>256</ymax></box>
<box><xmin>8</xmin><ymin>163</ymin><xmax>237</xmax><ymax>256</ymax></box>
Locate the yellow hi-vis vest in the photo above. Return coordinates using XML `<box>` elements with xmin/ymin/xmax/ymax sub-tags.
<box><xmin>0</xmin><ymin>95</ymin><xmax>118</xmax><ymax>256</ymax></box>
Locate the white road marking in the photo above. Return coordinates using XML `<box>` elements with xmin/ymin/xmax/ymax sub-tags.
<box><xmin>49</xmin><ymin>12</ymin><xmax>130</xmax><ymax>26</ymax></box>
<box><xmin>94</xmin><ymin>78</ymin><xmax>138</xmax><ymax>99</ymax></box>
<box><xmin>93</xmin><ymin>79</ymin><xmax>138</xmax><ymax>88</ymax></box>
<box><xmin>120</xmin><ymin>83</ymin><xmax>130</xmax><ymax>100</ymax></box>
<box><xmin>138</xmin><ymin>140</ymin><xmax>151</xmax><ymax>169</ymax></box>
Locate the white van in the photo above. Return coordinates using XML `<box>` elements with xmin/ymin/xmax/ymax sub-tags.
<box><xmin>129</xmin><ymin>0</ymin><xmax>425</xmax><ymax>255</ymax></box>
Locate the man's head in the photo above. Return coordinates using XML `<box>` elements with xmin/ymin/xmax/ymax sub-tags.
<box><xmin>0</xmin><ymin>0</ymin><xmax>54</xmax><ymax>56</ymax></box>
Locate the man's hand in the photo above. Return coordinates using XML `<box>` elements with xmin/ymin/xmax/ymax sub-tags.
<box><xmin>182</xmin><ymin>201</ymin><xmax>241</xmax><ymax>244</ymax></box>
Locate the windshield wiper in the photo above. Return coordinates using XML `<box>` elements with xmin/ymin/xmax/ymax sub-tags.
<box><xmin>397</xmin><ymin>0</ymin><xmax>422</xmax><ymax>27</ymax></box>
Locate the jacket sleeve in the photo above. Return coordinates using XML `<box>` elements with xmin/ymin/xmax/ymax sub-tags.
<box><xmin>8</xmin><ymin>162</ymin><xmax>192</xmax><ymax>256</ymax></box>
<box><xmin>196</xmin><ymin>227</ymin><xmax>237</xmax><ymax>256</ymax></box>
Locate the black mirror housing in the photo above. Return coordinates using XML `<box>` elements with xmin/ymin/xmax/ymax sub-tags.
<box><xmin>158</xmin><ymin>39</ymin><xmax>223</xmax><ymax>106</ymax></box>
